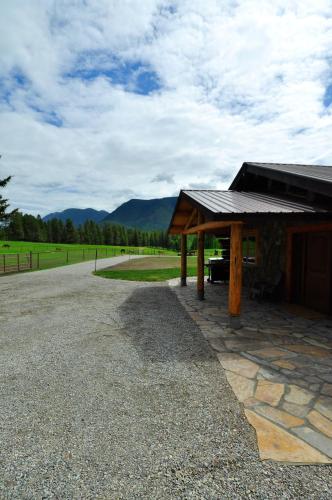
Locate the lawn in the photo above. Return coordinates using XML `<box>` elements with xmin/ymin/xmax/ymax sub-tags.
<box><xmin>0</xmin><ymin>240</ymin><xmax>176</xmax><ymax>255</ymax></box>
<box><xmin>0</xmin><ymin>241</ymin><xmax>176</xmax><ymax>274</ymax></box>
<box><xmin>95</xmin><ymin>256</ymin><xmax>204</xmax><ymax>282</ymax></box>
<box><xmin>0</xmin><ymin>240</ymin><xmax>217</xmax><ymax>275</ymax></box>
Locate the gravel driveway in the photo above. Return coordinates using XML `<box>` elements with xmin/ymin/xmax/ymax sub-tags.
<box><xmin>0</xmin><ymin>258</ymin><xmax>331</xmax><ymax>499</ymax></box>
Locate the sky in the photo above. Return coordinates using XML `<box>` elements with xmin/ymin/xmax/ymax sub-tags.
<box><xmin>0</xmin><ymin>0</ymin><xmax>332</xmax><ymax>216</ymax></box>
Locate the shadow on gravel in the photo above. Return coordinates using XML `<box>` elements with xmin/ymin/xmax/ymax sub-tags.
<box><xmin>119</xmin><ymin>285</ymin><xmax>216</xmax><ymax>363</ymax></box>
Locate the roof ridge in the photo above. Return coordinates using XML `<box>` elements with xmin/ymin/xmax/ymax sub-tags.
<box><xmin>245</xmin><ymin>162</ymin><xmax>332</xmax><ymax>168</ymax></box>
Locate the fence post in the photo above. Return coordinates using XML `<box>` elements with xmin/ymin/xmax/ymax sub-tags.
<box><xmin>30</xmin><ymin>251</ymin><xmax>33</xmax><ymax>269</ymax></box>
<box><xmin>83</xmin><ymin>249</ymin><xmax>85</xmax><ymax>260</ymax></box>
<box><xmin>37</xmin><ymin>253</ymin><xmax>40</xmax><ymax>269</ymax></box>
<box><xmin>17</xmin><ymin>253</ymin><xmax>20</xmax><ymax>272</ymax></box>
<box><xmin>95</xmin><ymin>248</ymin><xmax>98</xmax><ymax>272</ymax></box>
<box><xmin>66</xmin><ymin>250</ymin><xmax>69</xmax><ymax>264</ymax></box>
<box><xmin>3</xmin><ymin>254</ymin><xmax>5</xmax><ymax>273</ymax></box>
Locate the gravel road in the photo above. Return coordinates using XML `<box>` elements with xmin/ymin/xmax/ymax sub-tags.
<box><xmin>0</xmin><ymin>258</ymin><xmax>331</xmax><ymax>499</ymax></box>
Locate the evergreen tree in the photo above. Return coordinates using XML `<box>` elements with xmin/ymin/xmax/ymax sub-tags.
<box><xmin>36</xmin><ymin>215</ymin><xmax>47</xmax><ymax>242</ymax></box>
<box><xmin>0</xmin><ymin>171</ymin><xmax>16</xmax><ymax>224</ymax></box>
<box><xmin>64</xmin><ymin>219</ymin><xmax>78</xmax><ymax>243</ymax></box>
<box><xmin>22</xmin><ymin>214</ymin><xmax>42</xmax><ymax>241</ymax></box>
<box><xmin>50</xmin><ymin>219</ymin><xmax>61</xmax><ymax>243</ymax></box>
<box><xmin>103</xmin><ymin>224</ymin><xmax>112</xmax><ymax>245</ymax></box>
<box><xmin>7</xmin><ymin>211</ymin><xmax>24</xmax><ymax>240</ymax></box>
<box><xmin>46</xmin><ymin>220</ymin><xmax>53</xmax><ymax>242</ymax></box>
<box><xmin>58</xmin><ymin>220</ymin><xmax>65</xmax><ymax>242</ymax></box>
<box><xmin>77</xmin><ymin>225</ymin><xmax>84</xmax><ymax>244</ymax></box>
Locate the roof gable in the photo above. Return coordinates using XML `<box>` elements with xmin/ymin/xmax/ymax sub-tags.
<box><xmin>230</xmin><ymin>162</ymin><xmax>332</xmax><ymax>198</ymax></box>
<box><xmin>168</xmin><ymin>162</ymin><xmax>332</xmax><ymax>234</ymax></box>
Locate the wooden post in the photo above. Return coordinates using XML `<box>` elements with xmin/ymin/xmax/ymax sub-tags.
<box><xmin>228</xmin><ymin>223</ymin><xmax>243</xmax><ymax>328</ymax></box>
<box><xmin>180</xmin><ymin>233</ymin><xmax>187</xmax><ymax>286</ymax></box>
<box><xmin>197</xmin><ymin>230</ymin><xmax>205</xmax><ymax>300</ymax></box>
<box><xmin>285</xmin><ymin>230</ymin><xmax>292</xmax><ymax>302</ymax></box>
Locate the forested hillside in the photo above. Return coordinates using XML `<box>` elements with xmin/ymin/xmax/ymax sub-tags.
<box><xmin>2</xmin><ymin>212</ymin><xmax>177</xmax><ymax>249</ymax></box>
<box><xmin>102</xmin><ymin>197</ymin><xmax>177</xmax><ymax>230</ymax></box>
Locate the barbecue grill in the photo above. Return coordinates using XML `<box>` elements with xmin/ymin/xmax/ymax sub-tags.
<box><xmin>206</xmin><ymin>257</ymin><xmax>230</xmax><ymax>283</ymax></box>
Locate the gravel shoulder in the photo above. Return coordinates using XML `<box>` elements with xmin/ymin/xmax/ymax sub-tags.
<box><xmin>0</xmin><ymin>258</ymin><xmax>331</xmax><ymax>498</ymax></box>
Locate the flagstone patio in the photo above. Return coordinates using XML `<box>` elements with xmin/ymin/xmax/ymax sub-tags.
<box><xmin>169</xmin><ymin>278</ymin><xmax>332</xmax><ymax>464</ymax></box>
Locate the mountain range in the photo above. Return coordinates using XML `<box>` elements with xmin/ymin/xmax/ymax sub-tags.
<box><xmin>43</xmin><ymin>197</ymin><xmax>177</xmax><ymax>231</ymax></box>
<box><xmin>43</xmin><ymin>208</ymin><xmax>109</xmax><ymax>225</ymax></box>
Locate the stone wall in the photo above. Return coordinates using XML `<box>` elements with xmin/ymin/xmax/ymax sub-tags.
<box><xmin>243</xmin><ymin>221</ymin><xmax>287</xmax><ymax>299</ymax></box>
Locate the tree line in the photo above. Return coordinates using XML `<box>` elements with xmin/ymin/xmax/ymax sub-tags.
<box><xmin>1</xmin><ymin>211</ymin><xmax>181</xmax><ymax>249</ymax></box>
<box><xmin>0</xmin><ymin>171</ymin><xmax>218</xmax><ymax>251</ymax></box>
<box><xmin>1</xmin><ymin>211</ymin><xmax>218</xmax><ymax>251</ymax></box>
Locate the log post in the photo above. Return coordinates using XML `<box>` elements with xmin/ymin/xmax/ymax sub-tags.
<box><xmin>285</xmin><ymin>230</ymin><xmax>292</xmax><ymax>302</ymax></box>
<box><xmin>228</xmin><ymin>223</ymin><xmax>243</xmax><ymax>328</ymax></box>
<box><xmin>197</xmin><ymin>230</ymin><xmax>205</xmax><ymax>300</ymax></box>
<box><xmin>180</xmin><ymin>233</ymin><xmax>187</xmax><ymax>286</ymax></box>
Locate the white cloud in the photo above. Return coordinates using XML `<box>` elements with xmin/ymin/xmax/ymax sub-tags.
<box><xmin>0</xmin><ymin>0</ymin><xmax>331</xmax><ymax>215</ymax></box>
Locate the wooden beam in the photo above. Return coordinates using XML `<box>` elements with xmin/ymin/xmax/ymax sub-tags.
<box><xmin>184</xmin><ymin>208</ymin><xmax>197</xmax><ymax>230</ymax></box>
<box><xmin>184</xmin><ymin>220</ymin><xmax>242</xmax><ymax>235</ymax></box>
<box><xmin>180</xmin><ymin>233</ymin><xmax>187</xmax><ymax>286</ymax></box>
<box><xmin>228</xmin><ymin>223</ymin><xmax>243</xmax><ymax>327</ymax></box>
<box><xmin>197</xmin><ymin>231</ymin><xmax>205</xmax><ymax>300</ymax></box>
<box><xmin>173</xmin><ymin>215</ymin><xmax>193</xmax><ymax>226</ymax></box>
<box><xmin>287</xmin><ymin>222</ymin><xmax>332</xmax><ymax>235</ymax></box>
<box><xmin>169</xmin><ymin>225</ymin><xmax>185</xmax><ymax>234</ymax></box>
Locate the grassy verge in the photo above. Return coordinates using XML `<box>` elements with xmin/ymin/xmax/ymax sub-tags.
<box><xmin>95</xmin><ymin>256</ymin><xmax>207</xmax><ymax>282</ymax></box>
<box><xmin>95</xmin><ymin>267</ymin><xmax>198</xmax><ymax>282</ymax></box>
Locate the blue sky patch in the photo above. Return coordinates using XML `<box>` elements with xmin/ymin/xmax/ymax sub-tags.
<box><xmin>323</xmin><ymin>83</ymin><xmax>332</xmax><ymax>107</ymax></box>
<box><xmin>0</xmin><ymin>68</ymin><xmax>30</xmax><ymax>106</ymax></box>
<box><xmin>0</xmin><ymin>78</ymin><xmax>12</xmax><ymax>106</ymax></box>
<box><xmin>30</xmin><ymin>104</ymin><xmax>63</xmax><ymax>127</ymax></box>
<box><xmin>11</xmin><ymin>68</ymin><xmax>29</xmax><ymax>87</ymax></box>
<box><xmin>66</xmin><ymin>55</ymin><xmax>161</xmax><ymax>95</ymax></box>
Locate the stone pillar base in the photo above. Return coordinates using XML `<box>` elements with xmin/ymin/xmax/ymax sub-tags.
<box><xmin>229</xmin><ymin>315</ymin><xmax>241</xmax><ymax>330</ymax></box>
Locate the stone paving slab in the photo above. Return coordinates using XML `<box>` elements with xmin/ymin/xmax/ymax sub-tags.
<box><xmin>169</xmin><ymin>278</ymin><xmax>332</xmax><ymax>464</ymax></box>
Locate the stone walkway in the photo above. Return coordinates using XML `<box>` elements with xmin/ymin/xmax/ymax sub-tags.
<box><xmin>169</xmin><ymin>278</ymin><xmax>332</xmax><ymax>464</ymax></box>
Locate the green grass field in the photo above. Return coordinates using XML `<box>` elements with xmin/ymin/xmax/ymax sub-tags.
<box><xmin>0</xmin><ymin>240</ymin><xmax>219</xmax><ymax>275</ymax></box>
<box><xmin>0</xmin><ymin>241</ymin><xmax>177</xmax><ymax>274</ymax></box>
<box><xmin>0</xmin><ymin>240</ymin><xmax>176</xmax><ymax>255</ymax></box>
<box><xmin>95</xmin><ymin>256</ymin><xmax>203</xmax><ymax>282</ymax></box>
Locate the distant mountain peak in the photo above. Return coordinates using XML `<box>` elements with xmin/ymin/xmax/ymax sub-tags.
<box><xmin>43</xmin><ymin>196</ymin><xmax>177</xmax><ymax>231</ymax></box>
<box><xmin>101</xmin><ymin>196</ymin><xmax>177</xmax><ymax>230</ymax></box>
<box><xmin>43</xmin><ymin>208</ymin><xmax>109</xmax><ymax>226</ymax></box>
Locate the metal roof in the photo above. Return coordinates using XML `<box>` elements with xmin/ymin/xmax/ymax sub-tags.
<box><xmin>244</xmin><ymin>162</ymin><xmax>332</xmax><ymax>184</ymax></box>
<box><xmin>182</xmin><ymin>190</ymin><xmax>327</xmax><ymax>214</ymax></box>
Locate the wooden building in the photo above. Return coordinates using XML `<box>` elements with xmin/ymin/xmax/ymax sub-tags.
<box><xmin>168</xmin><ymin>162</ymin><xmax>332</xmax><ymax>326</ymax></box>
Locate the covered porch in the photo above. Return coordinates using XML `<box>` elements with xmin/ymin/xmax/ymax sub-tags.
<box><xmin>168</xmin><ymin>190</ymin><xmax>330</xmax><ymax>327</ymax></box>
